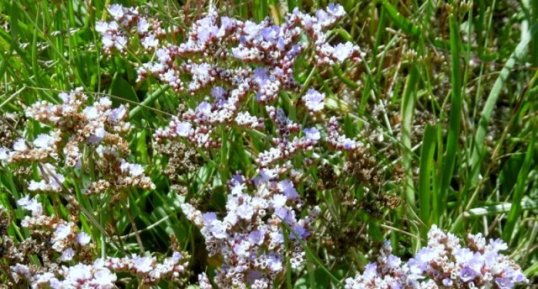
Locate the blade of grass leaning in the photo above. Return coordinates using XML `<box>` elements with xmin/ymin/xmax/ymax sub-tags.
<box><xmin>418</xmin><ymin>125</ymin><xmax>437</xmax><ymax>234</ymax></box>
<box><xmin>467</xmin><ymin>18</ymin><xmax>531</xmax><ymax>187</ymax></box>
<box><xmin>400</xmin><ymin>65</ymin><xmax>419</xmax><ymax>207</ymax></box>
<box><xmin>128</xmin><ymin>85</ymin><xmax>169</xmax><ymax>119</ymax></box>
<box><xmin>380</xmin><ymin>0</ymin><xmax>420</xmax><ymax>38</ymax></box>
<box><xmin>502</xmin><ymin>135</ymin><xmax>534</xmax><ymax>242</ymax></box>
<box><xmin>439</xmin><ymin>13</ymin><xmax>463</xmax><ymax>224</ymax></box>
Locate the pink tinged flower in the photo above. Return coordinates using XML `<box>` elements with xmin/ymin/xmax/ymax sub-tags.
<box><xmin>303</xmin><ymin>127</ymin><xmax>320</xmax><ymax>141</ymax></box>
<box><xmin>302</xmin><ymin>89</ymin><xmax>325</xmax><ymax>112</ymax></box>
<box><xmin>175</xmin><ymin>121</ymin><xmax>192</xmax><ymax>137</ymax></box>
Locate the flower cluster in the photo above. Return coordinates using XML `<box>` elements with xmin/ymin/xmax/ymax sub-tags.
<box><xmin>105</xmin><ymin>251</ymin><xmax>188</xmax><ymax>285</ymax></box>
<box><xmin>0</xmin><ymin>88</ymin><xmax>154</xmax><ymax>195</ymax></box>
<box><xmin>15</xmin><ymin>195</ymin><xmax>92</xmax><ymax>262</ymax></box>
<box><xmin>344</xmin><ymin>226</ymin><xmax>528</xmax><ymax>289</ymax></box>
<box><xmin>181</xmin><ymin>168</ymin><xmax>318</xmax><ymax>289</ymax></box>
<box><xmin>97</xmin><ymin>3</ymin><xmax>363</xmax><ymax>156</ymax></box>
<box><xmin>9</xmin><ymin>195</ymin><xmax>189</xmax><ymax>288</ymax></box>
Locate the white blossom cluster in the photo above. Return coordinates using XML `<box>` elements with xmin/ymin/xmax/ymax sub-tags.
<box><xmin>16</xmin><ymin>195</ymin><xmax>92</xmax><ymax>262</ymax></box>
<box><xmin>181</xmin><ymin>168</ymin><xmax>319</xmax><ymax>289</ymax></box>
<box><xmin>344</xmin><ymin>226</ymin><xmax>528</xmax><ymax>289</ymax></box>
<box><xmin>97</xmin><ymin>3</ymin><xmax>363</xmax><ymax>154</ymax></box>
<box><xmin>0</xmin><ymin>88</ymin><xmax>155</xmax><ymax>195</ymax></box>
<box><xmin>10</xmin><ymin>195</ymin><xmax>188</xmax><ymax>288</ymax></box>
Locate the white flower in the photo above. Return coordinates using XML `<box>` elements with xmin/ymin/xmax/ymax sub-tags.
<box><xmin>95</xmin><ymin>21</ymin><xmax>109</xmax><ymax>33</ymax></box>
<box><xmin>52</xmin><ymin>223</ymin><xmax>73</xmax><ymax>244</ymax></box>
<box><xmin>13</xmin><ymin>138</ymin><xmax>28</xmax><ymax>151</ymax></box>
<box><xmin>303</xmin><ymin>127</ymin><xmax>320</xmax><ymax>141</ymax></box>
<box><xmin>137</xmin><ymin>17</ymin><xmax>150</xmax><ymax>34</ymax></box>
<box><xmin>61</xmin><ymin>248</ymin><xmax>76</xmax><ymax>261</ymax></box>
<box><xmin>17</xmin><ymin>195</ymin><xmax>43</xmax><ymax>216</ymax></box>
<box><xmin>302</xmin><ymin>89</ymin><xmax>325</xmax><ymax>112</ymax></box>
<box><xmin>108</xmin><ymin>4</ymin><xmax>125</xmax><ymax>19</ymax></box>
<box><xmin>77</xmin><ymin>232</ymin><xmax>91</xmax><ymax>246</ymax></box>
<box><xmin>33</xmin><ymin>133</ymin><xmax>56</xmax><ymax>149</ymax></box>
<box><xmin>142</xmin><ymin>34</ymin><xmax>159</xmax><ymax>49</ymax></box>
<box><xmin>333</xmin><ymin>42</ymin><xmax>355</xmax><ymax>62</ymax></box>
<box><xmin>0</xmin><ymin>147</ymin><xmax>9</xmax><ymax>161</ymax></box>
<box><xmin>132</xmin><ymin>256</ymin><xmax>154</xmax><ymax>273</ymax></box>
<box><xmin>175</xmin><ymin>121</ymin><xmax>192</xmax><ymax>137</ymax></box>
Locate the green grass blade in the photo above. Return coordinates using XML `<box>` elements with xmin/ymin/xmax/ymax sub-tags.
<box><xmin>400</xmin><ymin>65</ymin><xmax>419</xmax><ymax>207</ymax></box>
<box><xmin>440</xmin><ymin>13</ymin><xmax>463</xmax><ymax>224</ymax></box>
<box><xmin>468</xmin><ymin>19</ymin><xmax>531</xmax><ymax>187</ymax></box>
<box><xmin>503</xmin><ymin>135</ymin><xmax>534</xmax><ymax>242</ymax></box>
<box><xmin>418</xmin><ymin>125</ymin><xmax>437</xmax><ymax>234</ymax></box>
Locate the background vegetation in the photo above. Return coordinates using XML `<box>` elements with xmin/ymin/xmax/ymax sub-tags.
<box><xmin>0</xmin><ymin>0</ymin><xmax>537</xmax><ymax>287</ymax></box>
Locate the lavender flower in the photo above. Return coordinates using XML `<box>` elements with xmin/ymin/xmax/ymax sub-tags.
<box><xmin>344</xmin><ymin>226</ymin><xmax>528</xmax><ymax>289</ymax></box>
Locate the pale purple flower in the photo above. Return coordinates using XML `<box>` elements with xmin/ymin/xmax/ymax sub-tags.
<box><xmin>303</xmin><ymin>127</ymin><xmax>320</xmax><ymax>141</ymax></box>
<box><xmin>302</xmin><ymin>89</ymin><xmax>324</xmax><ymax>112</ymax></box>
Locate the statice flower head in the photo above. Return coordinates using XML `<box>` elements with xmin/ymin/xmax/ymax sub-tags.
<box><xmin>5</xmin><ymin>88</ymin><xmax>155</xmax><ymax>197</ymax></box>
<box><xmin>181</xmin><ymin>170</ymin><xmax>318</xmax><ymax>288</ymax></box>
<box><xmin>98</xmin><ymin>3</ymin><xmax>362</xmax><ymax>157</ymax></box>
<box><xmin>10</xmin><ymin>197</ymin><xmax>189</xmax><ymax>287</ymax></box>
<box><xmin>302</xmin><ymin>89</ymin><xmax>325</xmax><ymax>113</ymax></box>
<box><xmin>344</xmin><ymin>226</ymin><xmax>528</xmax><ymax>289</ymax></box>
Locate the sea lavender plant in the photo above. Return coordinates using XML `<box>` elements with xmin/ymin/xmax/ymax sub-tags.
<box><xmin>0</xmin><ymin>88</ymin><xmax>154</xmax><ymax>197</ymax></box>
<box><xmin>95</xmin><ymin>3</ymin><xmax>364</xmax><ymax>288</ymax></box>
<box><xmin>344</xmin><ymin>226</ymin><xmax>528</xmax><ymax>289</ymax></box>
<box><xmin>97</xmin><ymin>3</ymin><xmax>363</xmax><ymax>152</ymax></box>
<box><xmin>9</xmin><ymin>196</ymin><xmax>189</xmax><ymax>288</ymax></box>
<box><xmin>181</xmin><ymin>166</ymin><xmax>318</xmax><ymax>288</ymax></box>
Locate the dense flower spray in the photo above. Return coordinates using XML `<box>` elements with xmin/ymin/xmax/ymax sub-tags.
<box><xmin>0</xmin><ymin>88</ymin><xmax>155</xmax><ymax>196</ymax></box>
<box><xmin>344</xmin><ymin>226</ymin><xmax>528</xmax><ymax>289</ymax></box>
<box><xmin>96</xmin><ymin>3</ymin><xmax>365</xmax><ymax>287</ymax></box>
<box><xmin>182</xmin><ymin>167</ymin><xmax>318</xmax><ymax>288</ymax></box>
<box><xmin>9</xmin><ymin>196</ymin><xmax>188</xmax><ymax>288</ymax></box>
